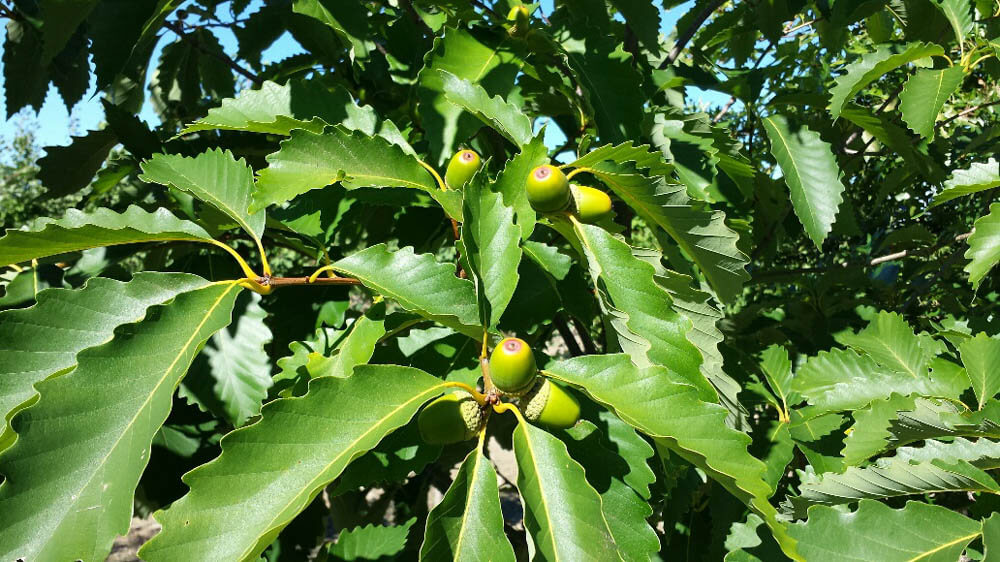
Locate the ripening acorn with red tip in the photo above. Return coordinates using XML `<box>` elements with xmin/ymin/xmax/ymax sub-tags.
<box><xmin>526</xmin><ymin>164</ymin><xmax>572</xmax><ymax>212</ymax></box>
<box><xmin>444</xmin><ymin>149</ymin><xmax>481</xmax><ymax>189</ymax></box>
<box><xmin>489</xmin><ymin>337</ymin><xmax>538</xmax><ymax>396</ymax></box>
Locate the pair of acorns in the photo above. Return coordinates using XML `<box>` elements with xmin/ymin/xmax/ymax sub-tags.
<box><xmin>443</xmin><ymin>149</ymin><xmax>614</xmax><ymax>223</ymax></box>
<box><xmin>417</xmin><ymin>337</ymin><xmax>581</xmax><ymax>444</ymax></box>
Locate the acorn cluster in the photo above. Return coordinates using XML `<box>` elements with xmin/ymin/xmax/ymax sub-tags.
<box><xmin>526</xmin><ymin>164</ymin><xmax>613</xmax><ymax>223</ymax></box>
<box><xmin>417</xmin><ymin>337</ymin><xmax>581</xmax><ymax>445</ymax></box>
<box><xmin>439</xmin><ymin>148</ymin><xmax>614</xmax><ymax>224</ymax></box>
<box><xmin>416</xmin><ymin>151</ymin><xmax>592</xmax><ymax>445</ymax></box>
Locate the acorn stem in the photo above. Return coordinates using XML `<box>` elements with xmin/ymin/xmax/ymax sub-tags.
<box><xmin>443</xmin><ymin>381</ymin><xmax>489</xmax><ymax>406</ymax></box>
<box><xmin>493</xmin><ymin>402</ymin><xmax>528</xmax><ymax>425</ymax></box>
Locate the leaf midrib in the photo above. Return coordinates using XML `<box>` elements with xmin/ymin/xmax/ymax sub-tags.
<box><xmin>239</xmin><ymin>383</ymin><xmax>448</xmax><ymax>561</ymax></box>
<box><xmin>452</xmin><ymin>446</ymin><xmax>485</xmax><ymax>557</ymax></box>
<box><xmin>34</xmin><ymin>281</ymin><xmax>240</xmax><ymax>555</ymax></box>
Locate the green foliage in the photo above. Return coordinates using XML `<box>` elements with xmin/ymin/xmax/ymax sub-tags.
<box><xmin>762</xmin><ymin>115</ymin><xmax>846</xmax><ymax>248</ymax></box>
<box><xmin>2</xmin><ymin>0</ymin><xmax>1000</xmax><ymax>559</ymax></box>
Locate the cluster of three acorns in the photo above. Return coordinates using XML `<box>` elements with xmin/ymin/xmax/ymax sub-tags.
<box><xmin>418</xmin><ymin>338</ymin><xmax>581</xmax><ymax>444</ymax></box>
<box><xmin>442</xmin><ymin>149</ymin><xmax>614</xmax><ymax>223</ymax></box>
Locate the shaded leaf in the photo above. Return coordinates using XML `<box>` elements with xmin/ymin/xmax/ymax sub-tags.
<box><xmin>560</xmin><ymin>421</ymin><xmax>659</xmax><ymax>559</ymax></box>
<box><xmin>416</xmin><ymin>27</ymin><xmax>520</xmax><ymax>165</ymax></box>
<box><xmin>179</xmin><ymin>292</ymin><xmax>273</xmax><ymax>426</ymax></box>
<box><xmin>762</xmin><ymin>115</ymin><xmax>846</xmax><ymax>248</ymax></box>
<box><xmin>37</xmin><ymin>129</ymin><xmax>118</xmax><ymax>199</ymax></box>
<box><xmin>38</xmin><ymin>0</ymin><xmax>99</xmax><ymax>62</ymax></box>
<box><xmin>292</xmin><ymin>0</ymin><xmax>370</xmax><ymax>60</ymax></box>
<box><xmin>609</xmin><ymin>0</ymin><xmax>661</xmax><ymax>54</ymax></box>
<box><xmin>563</xmin><ymin>35</ymin><xmax>643</xmax><ymax>144</ymax></box>
<box><xmin>839</xmin><ymin>104</ymin><xmax>944</xmax><ymax>181</ymax></box>
<box><xmin>4</xmin><ymin>20</ymin><xmax>48</xmax><ymax>117</ymax></box>
<box><xmin>586</xmin><ymin>163</ymin><xmax>749</xmax><ymax>304</ymax></box>
<box><xmin>931</xmin><ymin>0</ymin><xmax>974</xmax><ymax>45</ymax></box>
<box><xmin>650</xmin><ymin>267</ymin><xmax>746</xmax><ymax>427</ymax></box>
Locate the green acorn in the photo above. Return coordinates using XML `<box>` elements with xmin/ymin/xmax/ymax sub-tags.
<box><xmin>571</xmin><ymin>184</ymin><xmax>614</xmax><ymax>223</ymax></box>
<box><xmin>506</xmin><ymin>4</ymin><xmax>530</xmax><ymax>36</ymax></box>
<box><xmin>444</xmin><ymin>149</ymin><xmax>481</xmax><ymax>189</ymax></box>
<box><xmin>417</xmin><ymin>391</ymin><xmax>484</xmax><ymax>444</ymax></box>
<box><xmin>489</xmin><ymin>337</ymin><xmax>538</xmax><ymax>396</ymax></box>
<box><xmin>526</xmin><ymin>164</ymin><xmax>572</xmax><ymax>213</ymax></box>
<box><xmin>521</xmin><ymin>378</ymin><xmax>581</xmax><ymax>430</ymax></box>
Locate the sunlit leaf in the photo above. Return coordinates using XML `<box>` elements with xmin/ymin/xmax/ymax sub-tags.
<box><xmin>420</xmin><ymin>440</ymin><xmax>515</xmax><ymax>561</ymax></box>
<box><xmin>790</xmin><ymin>500</ymin><xmax>980</xmax><ymax>561</ymax></box>
<box><xmin>828</xmin><ymin>42</ymin><xmax>944</xmax><ymax>119</ymax></box>
<box><xmin>140</xmin><ymin>148</ymin><xmax>266</xmax><ymax>242</ymax></box>
<box><xmin>0</xmin><ymin>282</ymin><xmax>242</xmax><ymax>562</ymax></box>
<box><xmin>0</xmin><ymin>206</ymin><xmax>215</xmax><ymax>267</ymax></box>
<box><xmin>0</xmin><ymin>272</ymin><xmax>208</xmax><ymax>452</ymax></box>
<box><xmin>141</xmin><ymin>366</ymin><xmax>450</xmax><ymax>561</ymax></box>
<box><xmin>965</xmin><ymin>203</ymin><xmax>1000</xmax><ymax>289</ymax></box>
<box><xmin>512</xmin><ymin>418</ymin><xmax>620</xmax><ymax>560</ymax></box>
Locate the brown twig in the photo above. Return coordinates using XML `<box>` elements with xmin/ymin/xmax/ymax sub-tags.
<box><xmin>163</xmin><ymin>20</ymin><xmax>261</xmax><ymax>85</ymax></box>
<box><xmin>659</xmin><ymin>0</ymin><xmax>727</xmax><ymax>69</ymax></box>
<box><xmin>939</xmin><ymin>99</ymin><xmax>1000</xmax><ymax>126</ymax></box>
<box><xmin>257</xmin><ymin>275</ymin><xmax>361</xmax><ymax>287</ymax></box>
<box><xmin>712</xmin><ymin>97</ymin><xmax>737</xmax><ymax>123</ymax></box>
<box><xmin>0</xmin><ymin>2</ymin><xmax>20</xmax><ymax>20</ymax></box>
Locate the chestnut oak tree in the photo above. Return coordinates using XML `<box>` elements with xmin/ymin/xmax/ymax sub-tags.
<box><xmin>1</xmin><ymin>0</ymin><xmax>1000</xmax><ymax>560</ymax></box>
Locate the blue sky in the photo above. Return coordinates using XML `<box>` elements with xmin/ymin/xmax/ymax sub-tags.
<box><xmin>0</xmin><ymin>0</ymin><xmax>724</xmax><ymax>151</ymax></box>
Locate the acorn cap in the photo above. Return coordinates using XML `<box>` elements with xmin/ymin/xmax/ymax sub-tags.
<box><xmin>418</xmin><ymin>391</ymin><xmax>484</xmax><ymax>444</ymax></box>
<box><xmin>521</xmin><ymin>379</ymin><xmax>581</xmax><ymax>430</ymax></box>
